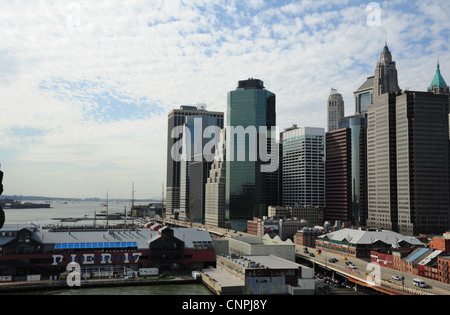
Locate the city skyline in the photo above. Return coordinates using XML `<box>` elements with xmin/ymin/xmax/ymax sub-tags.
<box><xmin>0</xmin><ymin>1</ymin><xmax>449</xmax><ymax>199</ymax></box>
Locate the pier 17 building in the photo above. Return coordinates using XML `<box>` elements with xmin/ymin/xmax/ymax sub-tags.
<box><xmin>0</xmin><ymin>224</ymin><xmax>215</xmax><ymax>279</ymax></box>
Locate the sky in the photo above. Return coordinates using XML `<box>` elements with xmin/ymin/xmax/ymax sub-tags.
<box><xmin>0</xmin><ymin>0</ymin><xmax>449</xmax><ymax>199</ymax></box>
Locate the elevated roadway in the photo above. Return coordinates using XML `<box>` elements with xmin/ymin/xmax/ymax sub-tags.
<box><xmin>296</xmin><ymin>246</ymin><xmax>450</xmax><ymax>295</ymax></box>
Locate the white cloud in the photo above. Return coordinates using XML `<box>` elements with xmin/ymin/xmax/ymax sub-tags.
<box><xmin>0</xmin><ymin>0</ymin><xmax>448</xmax><ymax>198</ymax></box>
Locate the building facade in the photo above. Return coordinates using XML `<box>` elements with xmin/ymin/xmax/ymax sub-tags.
<box><xmin>354</xmin><ymin>76</ymin><xmax>374</xmax><ymax>115</ymax></box>
<box><xmin>396</xmin><ymin>91</ymin><xmax>450</xmax><ymax>235</ymax></box>
<box><xmin>0</xmin><ymin>225</ymin><xmax>216</xmax><ymax>279</ymax></box>
<box><xmin>204</xmin><ymin>130</ymin><xmax>227</xmax><ymax>228</ymax></box>
<box><xmin>315</xmin><ymin>228</ymin><xmax>423</xmax><ymax>259</ymax></box>
<box><xmin>327</xmin><ymin>88</ymin><xmax>345</xmax><ymax>132</ymax></box>
<box><xmin>281</xmin><ymin>125</ymin><xmax>325</xmax><ymax>208</ymax></box>
<box><xmin>226</xmin><ymin>79</ymin><xmax>277</xmax><ymax>231</ymax></box>
<box><xmin>166</xmin><ymin>105</ymin><xmax>224</xmax><ymax>216</ymax></box>
<box><xmin>367</xmin><ymin>44</ymin><xmax>401</xmax><ymax>232</ymax></box>
<box><xmin>325</xmin><ymin>128</ymin><xmax>352</xmax><ymax>224</ymax></box>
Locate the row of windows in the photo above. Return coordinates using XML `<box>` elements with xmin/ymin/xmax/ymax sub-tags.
<box><xmin>54</xmin><ymin>242</ymin><xmax>138</xmax><ymax>250</ymax></box>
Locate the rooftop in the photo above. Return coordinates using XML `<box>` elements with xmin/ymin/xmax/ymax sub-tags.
<box><xmin>318</xmin><ymin>228</ymin><xmax>424</xmax><ymax>247</ymax></box>
<box><xmin>429</xmin><ymin>61</ymin><xmax>448</xmax><ymax>90</ymax></box>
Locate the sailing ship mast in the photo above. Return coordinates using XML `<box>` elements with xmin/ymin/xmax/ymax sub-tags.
<box><xmin>131</xmin><ymin>182</ymin><xmax>135</xmax><ymax>229</ymax></box>
<box><xmin>161</xmin><ymin>182</ymin><xmax>165</xmax><ymax>225</ymax></box>
<box><xmin>106</xmin><ymin>191</ymin><xmax>109</xmax><ymax>227</ymax></box>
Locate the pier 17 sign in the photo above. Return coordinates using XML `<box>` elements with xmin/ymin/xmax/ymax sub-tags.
<box><xmin>52</xmin><ymin>252</ymin><xmax>143</xmax><ymax>266</ymax></box>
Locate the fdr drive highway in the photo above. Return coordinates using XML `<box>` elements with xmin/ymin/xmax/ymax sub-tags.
<box><xmin>295</xmin><ymin>246</ymin><xmax>450</xmax><ymax>295</ymax></box>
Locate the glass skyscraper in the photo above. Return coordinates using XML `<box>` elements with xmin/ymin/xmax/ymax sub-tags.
<box><xmin>225</xmin><ymin>79</ymin><xmax>277</xmax><ymax>231</ymax></box>
<box><xmin>353</xmin><ymin>76</ymin><xmax>374</xmax><ymax>115</ymax></box>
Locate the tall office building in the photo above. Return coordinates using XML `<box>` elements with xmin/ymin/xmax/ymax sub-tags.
<box><xmin>373</xmin><ymin>43</ymin><xmax>401</xmax><ymax>97</ymax></box>
<box><xmin>367</xmin><ymin>44</ymin><xmax>401</xmax><ymax>231</ymax></box>
<box><xmin>325</xmin><ymin>128</ymin><xmax>352</xmax><ymax>224</ymax></box>
<box><xmin>338</xmin><ymin>114</ymin><xmax>368</xmax><ymax>227</ymax></box>
<box><xmin>281</xmin><ymin>125</ymin><xmax>325</xmax><ymax>208</ymax></box>
<box><xmin>367</xmin><ymin>45</ymin><xmax>450</xmax><ymax>235</ymax></box>
<box><xmin>179</xmin><ymin>114</ymin><xmax>218</xmax><ymax>223</ymax></box>
<box><xmin>166</xmin><ymin>105</ymin><xmax>224</xmax><ymax>217</ymax></box>
<box><xmin>354</xmin><ymin>76</ymin><xmax>374</xmax><ymax>115</ymax></box>
<box><xmin>204</xmin><ymin>129</ymin><xmax>227</xmax><ymax>228</ymax></box>
<box><xmin>327</xmin><ymin>89</ymin><xmax>345</xmax><ymax>132</ymax></box>
<box><xmin>367</xmin><ymin>91</ymin><xmax>399</xmax><ymax>231</ymax></box>
<box><xmin>226</xmin><ymin>78</ymin><xmax>277</xmax><ymax>231</ymax></box>
<box><xmin>395</xmin><ymin>91</ymin><xmax>450</xmax><ymax>235</ymax></box>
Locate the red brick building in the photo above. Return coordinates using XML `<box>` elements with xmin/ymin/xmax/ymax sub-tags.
<box><xmin>438</xmin><ymin>256</ymin><xmax>450</xmax><ymax>284</ymax></box>
<box><xmin>294</xmin><ymin>227</ymin><xmax>324</xmax><ymax>248</ymax></box>
<box><xmin>430</xmin><ymin>236</ymin><xmax>450</xmax><ymax>252</ymax></box>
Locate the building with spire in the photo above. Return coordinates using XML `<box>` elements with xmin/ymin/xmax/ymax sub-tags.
<box><xmin>327</xmin><ymin>88</ymin><xmax>345</xmax><ymax>132</ymax></box>
<box><xmin>428</xmin><ymin>61</ymin><xmax>449</xmax><ymax>94</ymax></box>
<box><xmin>428</xmin><ymin>60</ymin><xmax>450</xmax><ymax>103</ymax></box>
<box><xmin>373</xmin><ymin>43</ymin><xmax>401</xmax><ymax>97</ymax></box>
<box><xmin>428</xmin><ymin>60</ymin><xmax>450</xmax><ymax>137</ymax></box>
<box><xmin>367</xmin><ymin>45</ymin><xmax>450</xmax><ymax>236</ymax></box>
<box><xmin>367</xmin><ymin>43</ymin><xmax>401</xmax><ymax>232</ymax></box>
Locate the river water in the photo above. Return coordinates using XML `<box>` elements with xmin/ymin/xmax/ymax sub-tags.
<box><xmin>21</xmin><ymin>283</ymin><xmax>213</xmax><ymax>295</ymax></box>
<box><xmin>3</xmin><ymin>200</ymin><xmax>139</xmax><ymax>228</ymax></box>
<box><xmin>2</xmin><ymin>200</ymin><xmax>213</xmax><ymax>295</ymax></box>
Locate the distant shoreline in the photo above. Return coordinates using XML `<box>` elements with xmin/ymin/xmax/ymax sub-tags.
<box><xmin>0</xmin><ymin>196</ymin><xmax>162</xmax><ymax>203</ymax></box>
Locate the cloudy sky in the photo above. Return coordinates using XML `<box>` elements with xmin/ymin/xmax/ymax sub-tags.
<box><xmin>0</xmin><ymin>0</ymin><xmax>448</xmax><ymax>199</ymax></box>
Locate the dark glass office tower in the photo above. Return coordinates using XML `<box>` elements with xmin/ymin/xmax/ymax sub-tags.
<box><xmin>225</xmin><ymin>79</ymin><xmax>277</xmax><ymax>231</ymax></box>
<box><xmin>395</xmin><ymin>91</ymin><xmax>450</xmax><ymax>235</ymax></box>
<box><xmin>325</xmin><ymin>128</ymin><xmax>351</xmax><ymax>224</ymax></box>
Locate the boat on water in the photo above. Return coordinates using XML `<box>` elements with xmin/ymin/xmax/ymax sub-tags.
<box><xmin>0</xmin><ymin>200</ymin><xmax>51</xmax><ymax>209</ymax></box>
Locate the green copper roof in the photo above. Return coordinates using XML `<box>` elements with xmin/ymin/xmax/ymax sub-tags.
<box><xmin>429</xmin><ymin>61</ymin><xmax>448</xmax><ymax>90</ymax></box>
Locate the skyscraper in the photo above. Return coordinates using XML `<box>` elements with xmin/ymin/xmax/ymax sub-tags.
<box><xmin>166</xmin><ymin>105</ymin><xmax>224</xmax><ymax>217</ymax></box>
<box><xmin>395</xmin><ymin>91</ymin><xmax>450</xmax><ymax>235</ymax></box>
<box><xmin>179</xmin><ymin>114</ymin><xmax>218</xmax><ymax>223</ymax></box>
<box><xmin>327</xmin><ymin>89</ymin><xmax>345</xmax><ymax>132</ymax></box>
<box><xmin>325</xmin><ymin>128</ymin><xmax>352</xmax><ymax>224</ymax></box>
<box><xmin>367</xmin><ymin>45</ymin><xmax>450</xmax><ymax>235</ymax></box>
<box><xmin>367</xmin><ymin>43</ymin><xmax>401</xmax><ymax>231</ymax></box>
<box><xmin>373</xmin><ymin>43</ymin><xmax>401</xmax><ymax>97</ymax></box>
<box><xmin>354</xmin><ymin>76</ymin><xmax>374</xmax><ymax>115</ymax></box>
<box><xmin>204</xmin><ymin>129</ymin><xmax>227</xmax><ymax>228</ymax></box>
<box><xmin>226</xmin><ymin>78</ymin><xmax>277</xmax><ymax>231</ymax></box>
<box><xmin>281</xmin><ymin>125</ymin><xmax>325</xmax><ymax>208</ymax></box>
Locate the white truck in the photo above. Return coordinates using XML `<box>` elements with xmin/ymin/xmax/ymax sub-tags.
<box><xmin>413</xmin><ymin>278</ymin><xmax>427</xmax><ymax>288</ymax></box>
